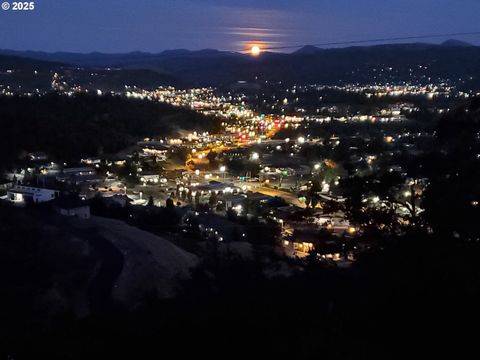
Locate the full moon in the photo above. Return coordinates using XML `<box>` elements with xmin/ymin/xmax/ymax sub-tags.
<box><xmin>251</xmin><ymin>46</ymin><xmax>261</xmax><ymax>56</ymax></box>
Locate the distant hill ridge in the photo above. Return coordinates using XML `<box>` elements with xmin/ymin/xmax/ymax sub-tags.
<box><xmin>441</xmin><ymin>39</ymin><xmax>474</xmax><ymax>47</ymax></box>
<box><xmin>1</xmin><ymin>40</ymin><xmax>480</xmax><ymax>88</ymax></box>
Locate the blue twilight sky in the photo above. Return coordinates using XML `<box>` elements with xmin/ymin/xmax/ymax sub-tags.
<box><xmin>0</xmin><ymin>0</ymin><xmax>480</xmax><ymax>53</ymax></box>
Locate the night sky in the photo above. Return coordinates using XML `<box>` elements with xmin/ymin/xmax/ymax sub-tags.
<box><xmin>1</xmin><ymin>0</ymin><xmax>480</xmax><ymax>53</ymax></box>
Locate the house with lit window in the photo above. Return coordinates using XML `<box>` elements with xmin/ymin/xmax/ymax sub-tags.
<box><xmin>138</xmin><ymin>141</ymin><xmax>169</xmax><ymax>161</ymax></box>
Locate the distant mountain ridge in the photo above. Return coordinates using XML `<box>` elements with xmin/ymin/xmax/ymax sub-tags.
<box><xmin>441</xmin><ymin>39</ymin><xmax>474</xmax><ymax>47</ymax></box>
<box><xmin>0</xmin><ymin>53</ymin><xmax>64</xmax><ymax>70</ymax></box>
<box><xmin>1</xmin><ymin>40</ymin><xmax>480</xmax><ymax>88</ymax></box>
<box><xmin>0</xmin><ymin>48</ymin><xmax>234</xmax><ymax>68</ymax></box>
<box><xmin>292</xmin><ymin>39</ymin><xmax>475</xmax><ymax>55</ymax></box>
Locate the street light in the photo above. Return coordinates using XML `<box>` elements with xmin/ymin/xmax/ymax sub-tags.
<box><xmin>251</xmin><ymin>152</ymin><xmax>259</xmax><ymax>161</ymax></box>
<box><xmin>220</xmin><ymin>166</ymin><xmax>226</xmax><ymax>179</ymax></box>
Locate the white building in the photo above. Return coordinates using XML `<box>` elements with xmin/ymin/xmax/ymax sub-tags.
<box><xmin>7</xmin><ymin>185</ymin><xmax>59</xmax><ymax>203</ymax></box>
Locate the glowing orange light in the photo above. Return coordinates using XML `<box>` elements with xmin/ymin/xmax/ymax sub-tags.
<box><xmin>251</xmin><ymin>46</ymin><xmax>261</xmax><ymax>56</ymax></box>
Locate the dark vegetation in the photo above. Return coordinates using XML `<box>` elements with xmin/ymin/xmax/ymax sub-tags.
<box><xmin>0</xmin><ymin>203</ymin><xmax>99</xmax><ymax>349</ymax></box>
<box><xmin>0</xmin><ymin>93</ymin><xmax>222</xmax><ymax>168</ymax></box>
<box><xmin>422</xmin><ymin>97</ymin><xmax>480</xmax><ymax>240</ymax></box>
